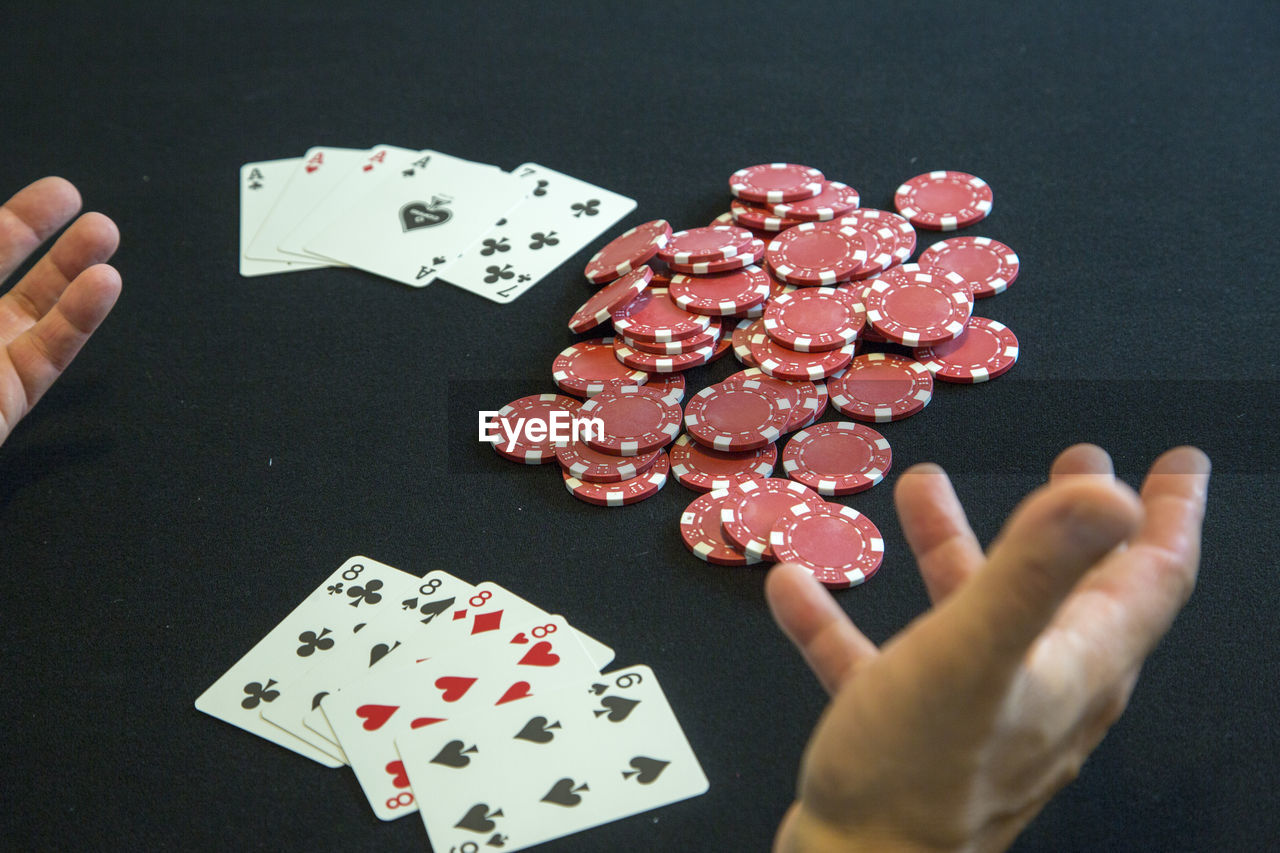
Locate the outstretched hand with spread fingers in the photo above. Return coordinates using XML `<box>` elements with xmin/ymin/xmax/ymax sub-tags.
<box><xmin>0</xmin><ymin>177</ymin><xmax>121</xmax><ymax>448</ymax></box>
<box><xmin>767</xmin><ymin>444</ymin><xmax>1210</xmax><ymax>853</ymax></box>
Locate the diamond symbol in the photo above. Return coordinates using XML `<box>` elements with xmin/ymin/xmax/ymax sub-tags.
<box><xmin>452</xmin><ymin>609</ymin><xmax>467</xmax><ymax>621</ymax></box>
<box><xmin>471</xmin><ymin>610</ymin><xmax>504</xmax><ymax>635</ymax></box>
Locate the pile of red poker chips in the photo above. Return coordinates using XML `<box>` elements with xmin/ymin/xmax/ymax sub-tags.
<box><xmin>490</xmin><ymin>163</ymin><xmax>1023</xmax><ymax>588</ymax></box>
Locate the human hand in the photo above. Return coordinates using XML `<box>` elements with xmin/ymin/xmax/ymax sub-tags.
<box><xmin>766</xmin><ymin>444</ymin><xmax>1210</xmax><ymax>852</ymax></box>
<box><xmin>0</xmin><ymin>177</ymin><xmax>121</xmax><ymax>448</ymax></box>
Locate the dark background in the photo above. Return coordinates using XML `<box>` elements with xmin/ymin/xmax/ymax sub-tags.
<box><xmin>2</xmin><ymin>1</ymin><xmax>1277</xmax><ymax>851</ymax></box>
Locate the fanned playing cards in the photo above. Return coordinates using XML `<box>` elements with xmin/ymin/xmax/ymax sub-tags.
<box><xmin>196</xmin><ymin>556</ymin><xmax>706</xmax><ymax>848</ymax></box>
<box><xmin>239</xmin><ymin>147</ymin><xmax>636</xmax><ymax>302</ymax></box>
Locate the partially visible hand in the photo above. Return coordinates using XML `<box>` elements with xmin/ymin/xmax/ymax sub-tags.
<box><xmin>767</xmin><ymin>444</ymin><xmax>1210</xmax><ymax>852</ymax></box>
<box><xmin>0</xmin><ymin>177</ymin><xmax>121</xmax><ymax>447</ymax></box>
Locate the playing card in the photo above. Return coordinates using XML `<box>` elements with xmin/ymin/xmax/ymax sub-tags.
<box><xmin>443</xmin><ymin>162</ymin><xmax>636</xmax><ymax>303</ymax></box>
<box><xmin>324</xmin><ymin>615</ymin><xmax>598</xmax><ymax>821</ymax></box>
<box><xmin>245</xmin><ymin>146</ymin><xmax>367</xmax><ymax>264</ymax></box>
<box><xmin>238</xmin><ymin>159</ymin><xmax>328</xmax><ymax>277</ymax></box>
<box><xmin>276</xmin><ymin>144</ymin><xmax>415</xmax><ymax>262</ymax></box>
<box><xmin>298</xmin><ymin>580</ymin><xmax>614</xmax><ymax>747</ymax></box>
<box><xmin>398</xmin><ymin>665</ymin><xmax>707</xmax><ymax>850</ymax></box>
<box><xmin>194</xmin><ymin>556</ymin><xmax>426</xmax><ymax>765</ymax></box>
<box><xmin>260</xmin><ymin>567</ymin><xmax>480</xmax><ymax>760</ymax></box>
<box><xmin>304</xmin><ymin>149</ymin><xmax>528</xmax><ymax>287</ymax></box>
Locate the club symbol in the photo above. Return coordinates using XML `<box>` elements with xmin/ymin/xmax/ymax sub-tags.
<box><xmin>483</xmin><ymin>264</ymin><xmax>516</xmax><ymax>284</ymax></box>
<box><xmin>529</xmin><ymin>231</ymin><xmax>559</xmax><ymax>250</ymax></box>
<box><xmin>517</xmin><ymin>274</ymin><xmax>531</xmax><ymax>282</ymax></box>
<box><xmin>481</xmin><ymin>237</ymin><xmax>511</xmax><ymax>256</ymax></box>
<box><xmin>347</xmin><ymin>579</ymin><xmax>384</xmax><ymax>607</ymax></box>
<box><xmin>326</xmin><ymin>582</ymin><xmax>344</xmax><ymax>595</ymax></box>
<box><xmin>241</xmin><ymin>679</ymin><xmax>280</xmax><ymax>709</ymax></box>
<box><xmin>297</xmin><ymin>628</ymin><xmax>334</xmax><ymax>657</ymax></box>
<box><xmin>571</xmin><ymin>199</ymin><xmax>601</xmax><ymax>218</ymax></box>
<box><xmin>533</xmin><ymin>179</ymin><xmax>549</xmax><ymax>196</ymax></box>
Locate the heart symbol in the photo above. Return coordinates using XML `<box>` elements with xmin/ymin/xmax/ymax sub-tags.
<box><xmin>455</xmin><ymin>803</ymin><xmax>500</xmax><ymax>833</ymax></box>
<box><xmin>385</xmin><ymin>759</ymin><xmax>410</xmax><ymax>789</ymax></box>
<box><xmin>517</xmin><ymin>641</ymin><xmax>560</xmax><ymax>668</ymax></box>
<box><xmin>362</xmin><ymin>164</ymin><xmax>373</xmax><ymax>172</ymax></box>
<box><xmin>356</xmin><ymin>703</ymin><xmax>398</xmax><ymax>731</ymax></box>
<box><xmin>305</xmin><ymin>164</ymin><xmax>318</xmax><ymax>173</ymax></box>
<box><xmin>496</xmin><ymin>681</ymin><xmax>532</xmax><ymax>705</ymax></box>
<box><xmin>514</xmin><ymin>715</ymin><xmax>560</xmax><ymax>744</ymax></box>
<box><xmin>430</xmin><ymin>739</ymin><xmax>478</xmax><ymax>768</ymax></box>
<box><xmin>540</xmin><ymin>778</ymin><xmax>587</xmax><ymax>807</ymax></box>
<box><xmin>411</xmin><ymin>716</ymin><xmax>445</xmax><ymax>729</ymax></box>
<box><xmin>435</xmin><ymin>676</ymin><xmax>477</xmax><ymax>702</ymax></box>
<box><xmin>400</xmin><ymin>201</ymin><xmax>452</xmax><ymax>232</ymax></box>
<box><xmin>510</xmin><ymin>632</ymin><xmax>529</xmax><ymax>644</ymax></box>
<box><xmin>624</xmin><ymin>756</ymin><xmax>669</xmax><ymax>784</ymax></box>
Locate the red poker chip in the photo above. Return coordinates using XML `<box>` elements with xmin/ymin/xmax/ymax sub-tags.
<box><xmin>656</xmin><ymin>225</ymin><xmax>755</xmax><ymax>265</ymax></box>
<box><xmin>730</xmin><ymin>198</ymin><xmax>806</xmax><ymax>232</ymax></box>
<box><xmin>765</xmin><ymin>222</ymin><xmax>868</xmax><ymax>285</ymax></box>
<box><xmin>680</xmin><ymin>489</ymin><xmax>760</xmax><ymax>566</ymax></box>
<box><xmin>683</xmin><ymin>381</ymin><xmax>792</xmax><ymax>452</ymax></box>
<box><xmin>567</xmin><ymin>266</ymin><xmax>652</xmax><ymax>333</ymax></box>
<box><xmin>564</xmin><ymin>451</ymin><xmax>669</xmax><ymax>506</ymax></box>
<box><xmin>763</xmin><ymin>287</ymin><xmax>865</xmax><ymax>352</ymax></box>
<box><xmin>578</xmin><ymin>388</ymin><xmax>682</xmax><ymax>456</ymax></box>
<box><xmin>553</xmin><ymin>338</ymin><xmax>649</xmax><ymax>397</ymax></box>
<box><xmin>914</xmin><ymin>316</ymin><xmax>1019</xmax><ymax>383</ymax></box>
<box><xmin>840</xmin><ymin>209</ymin><xmax>916</xmax><ymax>267</ymax></box>
<box><xmin>827</xmin><ymin>353</ymin><xmax>933</xmax><ymax>422</ymax></box>
<box><xmin>841</xmin><ymin>223</ymin><xmax>896</xmax><ymax>280</ymax></box>
<box><xmin>584</xmin><ymin>220</ymin><xmax>673</xmax><ymax>283</ymax></box>
<box><xmin>641</xmin><ymin>372</ymin><xmax>685</xmax><ymax>402</ymax></box>
<box><xmin>721</xmin><ymin>367</ymin><xmax>824</xmax><ymax>432</ymax></box>
<box><xmin>669</xmin><ymin>266</ymin><xmax>771</xmax><ymax>316</ymax></box>
<box><xmin>720</xmin><ymin>477</ymin><xmax>826</xmax><ymax>561</ymax></box>
<box><xmin>894</xmin><ymin>171</ymin><xmax>993</xmax><ymax>231</ymax></box>
<box><xmin>781</xmin><ymin>421</ymin><xmax>891</xmax><ymax>495</ymax></box>
<box><xmin>610</xmin><ymin>287</ymin><xmax>712</xmax><ymax>343</ymax></box>
<box><xmin>729</xmin><ymin>163</ymin><xmax>825</xmax><ymax>204</ymax></box>
<box><xmin>769</xmin><ymin>503</ymin><xmax>885</xmax><ymax>587</ymax></box>
<box><xmin>613</xmin><ymin>340</ymin><xmax>716</xmax><ymax>374</ymax></box>
<box><xmin>771</xmin><ymin>181</ymin><xmax>861</xmax><ymax>222</ymax></box>
<box><xmin>669</xmin><ymin>434</ymin><xmax>776</xmax><ymax>493</ymax></box>
<box><xmin>492</xmin><ymin>394</ymin><xmax>583</xmax><ymax>464</ymax></box>
<box><xmin>732</xmin><ymin>318</ymin><xmax>762</xmax><ymax>367</ymax></box>
<box><xmin>707</xmin><ymin>321</ymin><xmax>734</xmax><ymax>363</ymax></box>
<box><xmin>555</xmin><ymin>440</ymin><xmax>661</xmax><ymax>483</ymax></box>
<box><xmin>621</xmin><ymin>324</ymin><xmax>718</xmax><ymax>355</ymax></box>
<box><xmin>918</xmin><ymin>236</ymin><xmax>1020</xmax><ymax>299</ymax></box>
<box><xmin>863</xmin><ymin>264</ymin><xmax>973</xmax><ymax>347</ymax></box>
<box><xmin>666</xmin><ymin>239</ymin><xmax>766</xmax><ymax>275</ymax></box>
<box><xmin>749</xmin><ymin>333</ymin><xmax>855</xmax><ymax>381</ymax></box>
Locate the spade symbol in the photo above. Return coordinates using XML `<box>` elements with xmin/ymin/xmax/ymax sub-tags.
<box><xmin>418</xmin><ymin>596</ymin><xmax>455</xmax><ymax>625</ymax></box>
<box><xmin>310</xmin><ymin>690</ymin><xmax>329</xmax><ymax>711</ymax></box>
<box><xmin>589</xmin><ymin>683</ymin><xmax>608</xmax><ymax>696</ymax></box>
<box><xmin>430</xmin><ymin>739</ymin><xmax>478</xmax><ymax>768</ymax></box>
<box><xmin>486</xmin><ymin>833</ymin><xmax>508</xmax><ymax>847</ymax></box>
<box><xmin>369</xmin><ymin>640</ymin><xmax>401</xmax><ymax>667</ymax></box>
<box><xmin>594</xmin><ymin>695</ymin><xmax>640</xmax><ymax>722</ymax></box>
<box><xmin>400</xmin><ymin>200</ymin><xmax>452</xmax><ymax>232</ymax></box>
<box><xmin>455</xmin><ymin>803</ymin><xmax>502</xmax><ymax>833</ymax></box>
<box><xmin>514</xmin><ymin>716</ymin><xmax>560</xmax><ymax>744</ymax></box>
<box><xmin>621</xmin><ymin>756</ymin><xmax>669</xmax><ymax>784</ymax></box>
<box><xmin>540</xmin><ymin>778</ymin><xmax>588</xmax><ymax>807</ymax></box>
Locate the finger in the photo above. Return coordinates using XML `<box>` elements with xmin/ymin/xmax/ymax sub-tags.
<box><xmin>765</xmin><ymin>562</ymin><xmax>879</xmax><ymax>695</ymax></box>
<box><xmin>894</xmin><ymin>462</ymin><xmax>986</xmax><ymax>603</ymax></box>
<box><xmin>0</xmin><ymin>212</ymin><xmax>119</xmax><ymax>341</ymax></box>
<box><xmin>938</xmin><ymin>476</ymin><xmax>1144</xmax><ymax>680</ymax></box>
<box><xmin>0</xmin><ymin>177</ymin><xmax>82</xmax><ymax>283</ymax></box>
<box><xmin>1049</xmin><ymin>443</ymin><xmax>1115</xmax><ymax>484</ymax></box>
<box><xmin>5</xmin><ymin>263</ymin><xmax>121</xmax><ymax>410</ymax></box>
<box><xmin>1065</xmin><ymin>447</ymin><xmax>1211</xmax><ymax>670</ymax></box>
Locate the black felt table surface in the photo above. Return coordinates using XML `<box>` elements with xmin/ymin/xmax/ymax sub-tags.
<box><xmin>1</xmin><ymin>2</ymin><xmax>1276</xmax><ymax>851</ymax></box>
